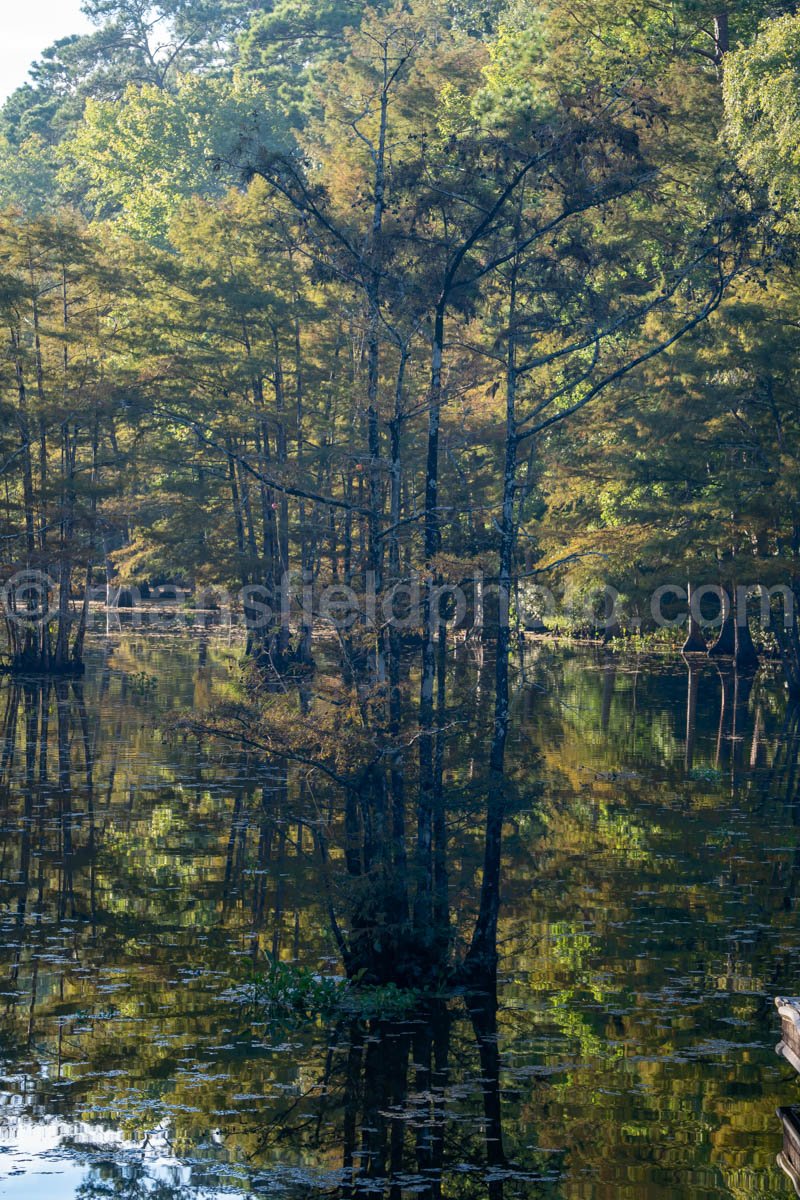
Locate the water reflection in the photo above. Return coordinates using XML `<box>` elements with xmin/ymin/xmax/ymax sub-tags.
<box><xmin>0</xmin><ymin>636</ymin><xmax>798</xmax><ymax>1197</ymax></box>
<box><xmin>0</xmin><ymin>1116</ymin><xmax>236</xmax><ymax>1200</ymax></box>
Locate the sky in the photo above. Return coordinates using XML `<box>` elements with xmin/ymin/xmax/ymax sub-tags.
<box><xmin>0</xmin><ymin>0</ymin><xmax>92</xmax><ymax>101</ymax></box>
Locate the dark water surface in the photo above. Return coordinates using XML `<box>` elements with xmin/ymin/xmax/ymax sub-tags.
<box><xmin>1</xmin><ymin>632</ymin><xmax>799</xmax><ymax>1198</ymax></box>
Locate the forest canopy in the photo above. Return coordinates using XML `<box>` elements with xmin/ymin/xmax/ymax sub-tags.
<box><xmin>1</xmin><ymin>0</ymin><xmax>799</xmax><ymax>677</ymax></box>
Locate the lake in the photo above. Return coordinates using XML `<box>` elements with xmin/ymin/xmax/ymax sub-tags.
<box><xmin>0</xmin><ymin>630</ymin><xmax>798</xmax><ymax>1198</ymax></box>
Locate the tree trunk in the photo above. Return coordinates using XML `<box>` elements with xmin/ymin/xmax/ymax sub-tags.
<box><xmin>708</xmin><ymin>597</ymin><xmax>735</xmax><ymax>657</ymax></box>
<box><xmin>713</xmin><ymin>10</ymin><xmax>729</xmax><ymax>63</ymax></box>
<box><xmin>682</xmin><ymin>583</ymin><xmax>707</xmax><ymax>652</ymax></box>
<box><xmin>464</xmin><ymin>274</ymin><xmax>519</xmax><ymax>979</ymax></box>
<box><xmin>734</xmin><ymin>590</ymin><xmax>759</xmax><ymax>672</ymax></box>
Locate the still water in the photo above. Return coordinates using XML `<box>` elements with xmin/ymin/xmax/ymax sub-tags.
<box><xmin>0</xmin><ymin>631</ymin><xmax>799</xmax><ymax>1198</ymax></box>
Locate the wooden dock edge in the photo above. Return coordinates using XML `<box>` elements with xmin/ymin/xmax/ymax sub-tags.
<box><xmin>779</xmin><ymin>1151</ymin><xmax>800</xmax><ymax>1198</ymax></box>
<box><xmin>777</xmin><ymin>1040</ymin><xmax>800</xmax><ymax>1075</ymax></box>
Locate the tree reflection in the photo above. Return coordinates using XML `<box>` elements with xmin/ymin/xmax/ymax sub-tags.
<box><xmin>0</xmin><ymin>639</ymin><xmax>797</xmax><ymax>1197</ymax></box>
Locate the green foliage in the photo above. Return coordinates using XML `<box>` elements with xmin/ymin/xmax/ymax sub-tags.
<box><xmin>63</xmin><ymin>73</ymin><xmax>288</xmax><ymax>239</ymax></box>
<box><xmin>236</xmin><ymin>958</ymin><xmax>421</xmax><ymax>1022</ymax></box>
<box><xmin>238</xmin><ymin>0</ymin><xmax>375</xmax><ymax>127</ymax></box>
<box><xmin>725</xmin><ymin>11</ymin><xmax>800</xmax><ymax>217</ymax></box>
<box><xmin>0</xmin><ymin>133</ymin><xmax>65</xmax><ymax>213</ymax></box>
<box><xmin>342</xmin><ymin>978</ymin><xmax>423</xmax><ymax>1016</ymax></box>
<box><xmin>244</xmin><ymin>957</ymin><xmax>346</xmax><ymax>1019</ymax></box>
<box><xmin>128</xmin><ymin>670</ymin><xmax>159</xmax><ymax>693</ymax></box>
<box><xmin>0</xmin><ymin>1</ymin><xmax>268</xmax><ymax>148</ymax></box>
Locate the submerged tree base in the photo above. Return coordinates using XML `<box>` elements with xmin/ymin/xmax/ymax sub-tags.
<box><xmin>3</xmin><ymin>654</ymin><xmax>86</xmax><ymax>678</ymax></box>
<box><xmin>682</xmin><ymin>626</ymin><xmax>707</xmax><ymax>654</ymax></box>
